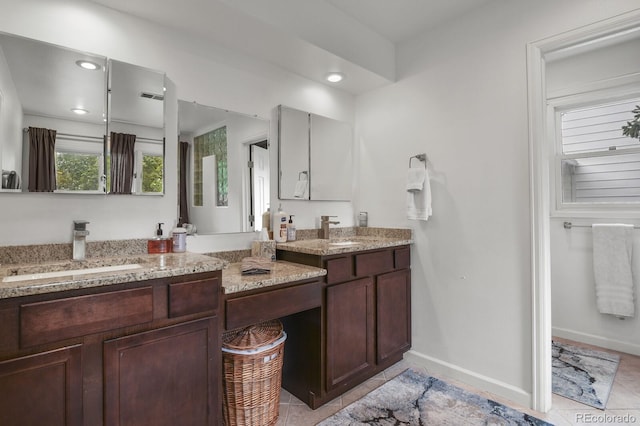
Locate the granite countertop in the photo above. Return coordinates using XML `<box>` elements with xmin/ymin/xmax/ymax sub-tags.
<box><xmin>0</xmin><ymin>252</ymin><xmax>226</xmax><ymax>299</ymax></box>
<box><xmin>222</xmin><ymin>260</ymin><xmax>326</xmax><ymax>294</ymax></box>
<box><xmin>275</xmin><ymin>235</ymin><xmax>413</xmax><ymax>256</ymax></box>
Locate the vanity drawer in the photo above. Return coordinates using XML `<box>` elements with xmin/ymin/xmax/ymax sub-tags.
<box><xmin>169</xmin><ymin>277</ymin><xmax>219</xmax><ymax>318</ymax></box>
<box><xmin>20</xmin><ymin>287</ymin><xmax>154</xmax><ymax>348</ymax></box>
<box><xmin>325</xmin><ymin>257</ymin><xmax>353</xmax><ymax>284</ymax></box>
<box><xmin>394</xmin><ymin>247</ymin><xmax>411</xmax><ymax>270</ymax></box>
<box><xmin>225</xmin><ymin>281</ymin><xmax>321</xmax><ymax>330</ymax></box>
<box><xmin>355</xmin><ymin>250</ymin><xmax>394</xmax><ymax>277</ymax></box>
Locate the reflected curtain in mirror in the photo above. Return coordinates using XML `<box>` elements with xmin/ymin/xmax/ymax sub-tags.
<box><xmin>110</xmin><ymin>132</ymin><xmax>136</xmax><ymax>194</ymax></box>
<box><xmin>179</xmin><ymin>141</ymin><xmax>190</xmax><ymax>225</ymax></box>
<box><xmin>27</xmin><ymin>127</ymin><xmax>56</xmax><ymax>192</ymax></box>
<box><xmin>193</xmin><ymin>127</ymin><xmax>228</xmax><ymax>207</ymax></box>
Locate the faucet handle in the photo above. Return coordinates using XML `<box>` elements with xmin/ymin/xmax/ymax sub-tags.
<box><xmin>321</xmin><ymin>215</ymin><xmax>338</xmax><ymax>221</ymax></box>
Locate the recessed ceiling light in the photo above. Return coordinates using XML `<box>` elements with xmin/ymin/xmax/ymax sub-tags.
<box><xmin>326</xmin><ymin>72</ymin><xmax>345</xmax><ymax>83</ymax></box>
<box><xmin>76</xmin><ymin>60</ymin><xmax>100</xmax><ymax>70</ymax></box>
<box><xmin>71</xmin><ymin>108</ymin><xmax>89</xmax><ymax>115</ymax></box>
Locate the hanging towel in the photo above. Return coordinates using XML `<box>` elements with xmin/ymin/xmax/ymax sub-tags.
<box><xmin>406</xmin><ymin>167</ymin><xmax>426</xmax><ymax>192</ymax></box>
<box><xmin>293</xmin><ymin>179</ymin><xmax>308</xmax><ymax>198</ymax></box>
<box><xmin>294</xmin><ymin>171</ymin><xmax>308</xmax><ymax>198</ymax></box>
<box><xmin>407</xmin><ymin>167</ymin><xmax>432</xmax><ymax>221</ymax></box>
<box><xmin>592</xmin><ymin>224</ymin><xmax>635</xmax><ymax>318</ymax></box>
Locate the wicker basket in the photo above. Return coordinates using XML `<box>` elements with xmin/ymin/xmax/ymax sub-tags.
<box><xmin>222</xmin><ymin>320</ymin><xmax>286</xmax><ymax>426</ymax></box>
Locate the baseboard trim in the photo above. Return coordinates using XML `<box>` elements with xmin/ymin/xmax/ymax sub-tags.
<box><xmin>404</xmin><ymin>350</ymin><xmax>532</xmax><ymax>409</ymax></box>
<box><xmin>552</xmin><ymin>327</ymin><xmax>640</xmax><ymax>356</ymax></box>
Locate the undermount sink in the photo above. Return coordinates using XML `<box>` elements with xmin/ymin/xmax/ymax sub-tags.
<box><xmin>2</xmin><ymin>263</ymin><xmax>143</xmax><ymax>283</ymax></box>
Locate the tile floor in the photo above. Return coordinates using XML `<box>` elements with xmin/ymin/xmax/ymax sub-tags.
<box><xmin>273</xmin><ymin>338</ymin><xmax>640</xmax><ymax>425</ymax></box>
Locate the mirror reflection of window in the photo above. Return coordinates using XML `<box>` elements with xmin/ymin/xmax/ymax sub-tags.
<box><xmin>107</xmin><ymin>60</ymin><xmax>165</xmax><ymax>195</ymax></box>
<box><xmin>193</xmin><ymin>126</ymin><xmax>228</xmax><ymax>207</ymax></box>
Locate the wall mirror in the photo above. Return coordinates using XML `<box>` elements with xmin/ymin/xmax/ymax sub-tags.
<box><xmin>278</xmin><ymin>105</ymin><xmax>352</xmax><ymax>201</ymax></box>
<box><xmin>0</xmin><ymin>31</ymin><xmax>107</xmax><ymax>193</ymax></box>
<box><xmin>178</xmin><ymin>100</ymin><xmax>270</xmax><ymax>234</ymax></box>
<box><xmin>0</xmin><ymin>31</ymin><xmax>166</xmax><ymax>195</ymax></box>
<box><xmin>107</xmin><ymin>60</ymin><xmax>165</xmax><ymax>195</ymax></box>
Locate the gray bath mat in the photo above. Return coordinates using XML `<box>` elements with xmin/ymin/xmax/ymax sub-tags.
<box><xmin>552</xmin><ymin>340</ymin><xmax>620</xmax><ymax>409</ymax></box>
<box><xmin>317</xmin><ymin>369</ymin><xmax>552</xmax><ymax>425</ymax></box>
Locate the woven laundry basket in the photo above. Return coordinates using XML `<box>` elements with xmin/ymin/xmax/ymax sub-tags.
<box><xmin>222</xmin><ymin>320</ymin><xmax>286</xmax><ymax>426</ymax></box>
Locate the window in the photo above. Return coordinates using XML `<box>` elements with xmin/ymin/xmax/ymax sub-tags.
<box><xmin>553</xmin><ymin>95</ymin><xmax>640</xmax><ymax>211</ymax></box>
<box><xmin>54</xmin><ymin>134</ymin><xmax>105</xmax><ymax>193</ymax></box>
<box><xmin>133</xmin><ymin>152</ymin><xmax>163</xmax><ymax>194</ymax></box>
<box><xmin>193</xmin><ymin>126</ymin><xmax>228</xmax><ymax>207</ymax></box>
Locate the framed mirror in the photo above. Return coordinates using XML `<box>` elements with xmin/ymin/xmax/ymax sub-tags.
<box><xmin>107</xmin><ymin>60</ymin><xmax>165</xmax><ymax>195</ymax></box>
<box><xmin>178</xmin><ymin>100</ymin><xmax>270</xmax><ymax>234</ymax></box>
<box><xmin>278</xmin><ymin>105</ymin><xmax>352</xmax><ymax>201</ymax></box>
<box><xmin>0</xmin><ymin>32</ymin><xmax>107</xmax><ymax>193</ymax></box>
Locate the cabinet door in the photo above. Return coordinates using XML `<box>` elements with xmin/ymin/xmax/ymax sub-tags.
<box><xmin>104</xmin><ymin>317</ymin><xmax>219</xmax><ymax>426</ymax></box>
<box><xmin>376</xmin><ymin>269</ymin><xmax>411</xmax><ymax>363</ymax></box>
<box><xmin>0</xmin><ymin>345</ymin><xmax>82</xmax><ymax>426</ymax></box>
<box><xmin>326</xmin><ymin>277</ymin><xmax>374</xmax><ymax>390</ymax></box>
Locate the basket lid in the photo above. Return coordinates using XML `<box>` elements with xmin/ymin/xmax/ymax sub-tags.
<box><xmin>222</xmin><ymin>319</ymin><xmax>283</xmax><ymax>351</ymax></box>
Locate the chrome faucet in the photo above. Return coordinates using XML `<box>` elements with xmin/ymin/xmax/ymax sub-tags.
<box><xmin>320</xmin><ymin>215</ymin><xmax>340</xmax><ymax>239</ymax></box>
<box><xmin>73</xmin><ymin>220</ymin><xmax>90</xmax><ymax>261</ymax></box>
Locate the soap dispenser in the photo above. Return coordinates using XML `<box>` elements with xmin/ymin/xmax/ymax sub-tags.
<box><xmin>148</xmin><ymin>222</ymin><xmax>172</xmax><ymax>254</ymax></box>
<box><xmin>286</xmin><ymin>215</ymin><xmax>296</xmax><ymax>241</ymax></box>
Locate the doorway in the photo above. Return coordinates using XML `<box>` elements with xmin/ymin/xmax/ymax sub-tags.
<box><xmin>527</xmin><ymin>10</ymin><xmax>640</xmax><ymax>413</ymax></box>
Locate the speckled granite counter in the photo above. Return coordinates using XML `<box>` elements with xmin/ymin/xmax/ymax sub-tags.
<box><xmin>276</xmin><ymin>235</ymin><xmax>413</xmax><ymax>256</ymax></box>
<box><xmin>222</xmin><ymin>260</ymin><xmax>326</xmax><ymax>294</ymax></box>
<box><xmin>0</xmin><ymin>253</ymin><xmax>226</xmax><ymax>299</ymax></box>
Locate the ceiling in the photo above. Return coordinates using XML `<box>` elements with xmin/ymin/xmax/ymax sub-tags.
<box><xmin>89</xmin><ymin>0</ymin><xmax>494</xmax><ymax>94</ymax></box>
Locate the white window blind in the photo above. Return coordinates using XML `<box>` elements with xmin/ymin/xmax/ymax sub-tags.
<box><xmin>560</xmin><ymin>97</ymin><xmax>640</xmax><ymax>203</ymax></box>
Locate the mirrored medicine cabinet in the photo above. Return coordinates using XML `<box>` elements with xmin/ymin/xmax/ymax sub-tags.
<box><xmin>0</xmin><ymin>31</ymin><xmax>166</xmax><ymax>195</ymax></box>
<box><xmin>278</xmin><ymin>105</ymin><xmax>352</xmax><ymax>201</ymax></box>
<box><xmin>178</xmin><ymin>100</ymin><xmax>270</xmax><ymax>235</ymax></box>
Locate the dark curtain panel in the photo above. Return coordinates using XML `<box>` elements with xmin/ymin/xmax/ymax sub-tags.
<box><xmin>27</xmin><ymin>127</ymin><xmax>56</xmax><ymax>192</ymax></box>
<box><xmin>110</xmin><ymin>132</ymin><xmax>136</xmax><ymax>194</ymax></box>
<box><xmin>178</xmin><ymin>141</ymin><xmax>190</xmax><ymax>225</ymax></box>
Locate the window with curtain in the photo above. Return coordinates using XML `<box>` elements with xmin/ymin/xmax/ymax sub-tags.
<box><xmin>193</xmin><ymin>126</ymin><xmax>227</xmax><ymax>207</ymax></box>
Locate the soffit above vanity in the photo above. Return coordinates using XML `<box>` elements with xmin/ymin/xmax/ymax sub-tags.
<box><xmin>88</xmin><ymin>0</ymin><xmax>494</xmax><ymax>95</ymax></box>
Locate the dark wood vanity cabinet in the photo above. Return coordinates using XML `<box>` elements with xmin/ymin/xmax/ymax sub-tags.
<box><xmin>278</xmin><ymin>245</ymin><xmax>411</xmax><ymax>406</ymax></box>
<box><xmin>0</xmin><ymin>271</ymin><xmax>222</xmax><ymax>426</ymax></box>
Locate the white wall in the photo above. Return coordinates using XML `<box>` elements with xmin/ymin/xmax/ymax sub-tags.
<box><xmin>354</xmin><ymin>0</ymin><xmax>640</xmax><ymax>408</ymax></box>
<box><xmin>0</xmin><ymin>0</ymin><xmax>355</xmax><ymax>248</ymax></box>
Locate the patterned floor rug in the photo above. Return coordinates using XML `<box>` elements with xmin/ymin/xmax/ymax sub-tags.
<box><xmin>317</xmin><ymin>369</ymin><xmax>552</xmax><ymax>425</ymax></box>
<box><xmin>552</xmin><ymin>340</ymin><xmax>620</xmax><ymax>409</ymax></box>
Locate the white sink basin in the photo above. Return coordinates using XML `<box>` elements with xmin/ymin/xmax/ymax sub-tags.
<box><xmin>2</xmin><ymin>263</ymin><xmax>143</xmax><ymax>283</ymax></box>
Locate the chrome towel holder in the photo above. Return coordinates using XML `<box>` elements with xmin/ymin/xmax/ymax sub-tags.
<box><xmin>409</xmin><ymin>153</ymin><xmax>427</xmax><ymax>168</ymax></box>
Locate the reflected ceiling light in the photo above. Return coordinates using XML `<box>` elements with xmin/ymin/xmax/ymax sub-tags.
<box><xmin>75</xmin><ymin>60</ymin><xmax>100</xmax><ymax>70</ymax></box>
<box><xmin>71</xmin><ymin>108</ymin><xmax>89</xmax><ymax>115</ymax></box>
<box><xmin>326</xmin><ymin>72</ymin><xmax>345</xmax><ymax>83</ymax></box>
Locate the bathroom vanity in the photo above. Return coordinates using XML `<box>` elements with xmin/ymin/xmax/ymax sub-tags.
<box><xmin>274</xmin><ymin>235</ymin><xmax>412</xmax><ymax>408</ymax></box>
<box><xmin>0</xmin><ymin>253</ymin><xmax>225</xmax><ymax>426</ymax></box>
<box><xmin>0</xmin><ymin>231</ymin><xmax>411</xmax><ymax>424</ymax></box>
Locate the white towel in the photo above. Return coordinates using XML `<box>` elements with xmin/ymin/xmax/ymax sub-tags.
<box><xmin>293</xmin><ymin>179</ymin><xmax>308</xmax><ymax>198</ymax></box>
<box><xmin>406</xmin><ymin>167</ymin><xmax>426</xmax><ymax>192</ymax></box>
<box><xmin>592</xmin><ymin>224</ymin><xmax>635</xmax><ymax>318</ymax></box>
<box><xmin>407</xmin><ymin>167</ymin><xmax>432</xmax><ymax>221</ymax></box>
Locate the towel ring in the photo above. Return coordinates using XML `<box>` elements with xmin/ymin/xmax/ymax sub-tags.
<box><xmin>409</xmin><ymin>154</ymin><xmax>427</xmax><ymax>169</ymax></box>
